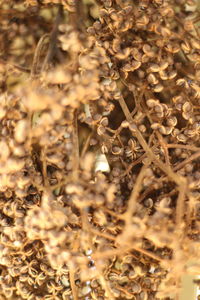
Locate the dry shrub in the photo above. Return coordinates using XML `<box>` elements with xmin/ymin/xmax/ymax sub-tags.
<box><xmin>0</xmin><ymin>0</ymin><xmax>200</xmax><ymax>299</ymax></box>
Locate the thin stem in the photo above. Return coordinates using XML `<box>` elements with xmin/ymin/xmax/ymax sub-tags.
<box><xmin>68</xmin><ymin>266</ymin><xmax>78</xmax><ymax>300</ymax></box>
<box><xmin>42</xmin><ymin>5</ymin><xmax>63</xmax><ymax>72</ymax></box>
<box><xmin>72</xmin><ymin>110</ymin><xmax>79</xmax><ymax>180</ymax></box>
<box><xmin>123</xmin><ymin>165</ymin><xmax>148</xmax><ymax>226</ymax></box>
<box><xmin>31</xmin><ymin>33</ymin><xmax>49</xmax><ymax>78</ymax></box>
<box><xmin>167</xmin><ymin>144</ymin><xmax>200</xmax><ymax>152</ymax></box>
<box><xmin>174</xmin><ymin>151</ymin><xmax>200</xmax><ymax>171</ymax></box>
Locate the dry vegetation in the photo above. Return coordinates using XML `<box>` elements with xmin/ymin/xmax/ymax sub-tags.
<box><xmin>0</xmin><ymin>0</ymin><xmax>200</xmax><ymax>299</ymax></box>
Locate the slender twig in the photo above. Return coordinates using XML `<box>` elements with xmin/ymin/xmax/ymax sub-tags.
<box><xmin>72</xmin><ymin>110</ymin><xmax>79</xmax><ymax>180</ymax></box>
<box><xmin>167</xmin><ymin>144</ymin><xmax>200</xmax><ymax>152</ymax></box>
<box><xmin>156</xmin><ymin>131</ymin><xmax>171</xmax><ymax>166</ymax></box>
<box><xmin>68</xmin><ymin>266</ymin><xmax>78</xmax><ymax>300</ymax></box>
<box><xmin>80</xmin><ymin>131</ymin><xmax>93</xmax><ymax>158</ymax></box>
<box><xmin>123</xmin><ymin>165</ymin><xmax>148</xmax><ymax>226</ymax></box>
<box><xmin>30</xmin><ymin>33</ymin><xmax>49</xmax><ymax>78</ymax></box>
<box><xmin>174</xmin><ymin>151</ymin><xmax>200</xmax><ymax>172</ymax></box>
<box><xmin>41</xmin><ymin>5</ymin><xmax>63</xmax><ymax>72</ymax></box>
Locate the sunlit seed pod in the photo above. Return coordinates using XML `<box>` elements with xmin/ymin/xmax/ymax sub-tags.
<box><xmin>168</xmin><ymin>70</ymin><xmax>177</xmax><ymax>80</ymax></box>
<box><xmin>165</xmin><ymin>43</ymin><xmax>180</xmax><ymax>53</ymax></box>
<box><xmin>100</xmin><ymin>117</ymin><xmax>109</xmax><ymax>127</ymax></box>
<box><xmin>153</xmin><ymin>0</ymin><xmax>164</xmax><ymax>5</ymax></box>
<box><xmin>112</xmin><ymin>146</ymin><xmax>122</xmax><ymax>155</ymax></box>
<box><xmin>190</xmin><ymin>38</ymin><xmax>200</xmax><ymax>50</ymax></box>
<box><xmin>125</xmin><ymin>147</ymin><xmax>135</xmax><ymax>159</ymax></box>
<box><xmin>132</xmin><ymin>52</ymin><xmax>143</xmax><ymax>63</ymax></box>
<box><xmin>112</xmin><ymin>38</ymin><xmax>120</xmax><ymax>53</ymax></box>
<box><xmin>177</xmin><ymin>133</ymin><xmax>187</xmax><ymax>142</ymax></box>
<box><xmin>159</xmin><ymin>61</ymin><xmax>169</xmax><ymax>71</ymax></box>
<box><xmin>14</xmin><ymin>119</ymin><xmax>29</xmax><ymax>143</ymax></box>
<box><xmin>159</xmin><ymin>70</ymin><xmax>168</xmax><ymax>80</ymax></box>
<box><xmin>184</xmin><ymin>20</ymin><xmax>195</xmax><ymax>31</ymax></box>
<box><xmin>160</xmin><ymin>6</ymin><xmax>174</xmax><ymax>17</ymax></box>
<box><xmin>121</xmin><ymin>120</ymin><xmax>129</xmax><ymax>128</ymax></box>
<box><xmin>136</xmin><ymin>15</ymin><xmax>150</xmax><ymax>27</ymax></box>
<box><xmin>142</xmin><ymin>54</ymin><xmax>150</xmax><ymax>63</ymax></box>
<box><xmin>128</xmin><ymin>138</ymin><xmax>137</xmax><ymax>148</ymax></box>
<box><xmin>172</xmin><ymin>95</ymin><xmax>184</xmax><ymax>103</ymax></box>
<box><xmin>97</xmin><ymin>125</ymin><xmax>106</xmax><ymax>136</ymax></box>
<box><xmin>182</xmin><ymin>101</ymin><xmax>193</xmax><ymax>112</ymax></box>
<box><xmin>143</xmin><ymin>44</ymin><xmax>151</xmax><ymax>53</ymax></box>
<box><xmin>176</xmin><ymin>78</ymin><xmax>189</xmax><ymax>88</ymax></box>
<box><xmin>160</xmin><ymin>27</ymin><xmax>171</xmax><ymax>37</ymax></box>
<box><xmin>181</xmin><ymin>41</ymin><xmax>191</xmax><ymax>53</ymax></box>
<box><xmin>147</xmin><ymin>63</ymin><xmax>160</xmax><ymax>72</ymax></box>
<box><xmin>101</xmin><ymin>143</ymin><xmax>108</xmax><ymax>154</ymax></box>
<box><xmin>182</xmin><ymin>111</ymin><xmax>191</xmax><ymax>120</ymax></box>
<box><xmin>115</xmin><ymin>48</ymin><xmax>131</xmax><ymax>59</ymax></box>
<box><xmin>161</xmin><ymin>126</ymin><xmax>173</xmax><ymax>135</ymax></box>
<box><xmin>153</xmin><ymin>84</ymin><xmax>163</xmax><ymax>92</ymax></box>
<box><xmin>0</xmin><ymin>140</ymin><xmax>10</xmax><ymax>161</ymax></box>
<box><xmin>146</xmin><ymin>99</ymin><xmax>159</xmax><ymax>108</ymax></box>
<box><xmin>122</xmin><ymin>63</ymin><xmax>132</xmax><ymax>72</ymax></box>
<box><xmin>132</xmin><ymin>60</ymin><xmax>142</xmax><ymax>70</ymax></box>
<box><xmin>110</xmin><ymin>11</ymin><xmax>118</xmax><ymax>21</ymax></box>
<box><xmin>3</xmin><ymin>289</ymin><xmax>13</xmax><ymax>298</ymax></box>
<box><xmin>110</xmin><ymin>69</ymin><xmax>119</xmax><ymax>80</ymax></box>
<box><xmin>147</xmin><ymin>73</ymin><xmax>158</xmax><ymax>85</ymax></box>
<box><xmin>151</xmin><ymin>123</ymin><xmax>160</xmax><ymax>130</ymax></box>
<box><xmin>139</xmin><ymin>124</ymin><xmax>146</xmax><ymax>132</ymax></box>
<box><xmin>166</xmin><ymin>116</ymin><xmax>177</xmax><ymax>127</ymax></box>
<box><xmin>189</xmin><ymin>179</ymin><xmax>200</xmax><ymax>189</ymax></box>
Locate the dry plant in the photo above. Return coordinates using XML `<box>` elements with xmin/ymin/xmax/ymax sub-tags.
<box><xmin>0</xmin><ymin>0</ymin><xmax>200</xmax><ymax>299</ymax></box>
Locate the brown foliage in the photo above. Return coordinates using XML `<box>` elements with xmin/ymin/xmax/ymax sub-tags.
<box><xmin>0</xmin><ymin>0</ymin><xmax>200</xmax><ymax>299</ymax></box>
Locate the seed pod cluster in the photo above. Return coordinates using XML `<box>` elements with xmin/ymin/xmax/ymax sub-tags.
<box><xmin>0</xmin><ymin>0</ymin><xmax>200</xmax><ymax>299</ymax></box>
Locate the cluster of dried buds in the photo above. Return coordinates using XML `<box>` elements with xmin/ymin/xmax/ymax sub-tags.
<box><xmin>0</xmin><ymin>0</ymin><xmax>200</xmax><ymax>299</ymax></box>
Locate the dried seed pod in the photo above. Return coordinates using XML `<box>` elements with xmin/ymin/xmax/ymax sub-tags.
<box><xmin>112</xmin><ymin>146</ymin><xmax>122</xmax><ymax>155</ymax></box>
<box><xmin>190</xmin><ymin>38</ymin><xmax>200</xmax><ymax>50</ymax></box>
<box><xmin>176</xmin><ymin>78</ymin><xmax>189</xmax><ymax>88</ymax></box>
<box><xmin>184</xmin><ymin>20</ymin><xmax>195</xmax><ymax>31</ymax></box>
<box><xmin>143</xmin><ymin>44</ymin><xmax>151</xmax><ymax>54</ymax></box>
<box><xmin>181</xmin><ymin>41</ymin><xmax>191</xmax><ymax>53</ymax></box>
<box><xmin>168</xmin><ymin>70</ymin><xmax>177</xmax><ymax>80</ymax></box>
<box><xmin>153</xmin><ymin>83</ymin><xmax>163</xmax><ymax>92</ymax></box>
<box><xmin>100</xmin><ymin>117</ymin><xmax>109</xmax><ymax>126</ymax></box>
<box><xmin>165</xmin><ymin>43</ymin><xmax>180</xmax><ymax>53</ymax></box>
<box><xmin>159</xmin><ymin>70</ymin><xmax>168</xmax><ymax>80</ymax></box>
<box><xmin>132</xmin><ymin>48</ymin><xmax>142</xmax><ymax>61</ymax></box>
<box><xmin>177</xmin><ymin>133</ymin><xmax>187</xmax><ymax>142</ymax></box>
<box><xmin>130</xmin><ymin>280</ymin><xmax>142</xmax><ymax>294</ymax></box>
<box><xmin>160</xmin><ymin>27</ymin><xmax>171</xmax><ymax>37</ymax></box>
<box><xmin>131</xmin><ymin>60</ymin><xmax>142</xmax><ymax>70</ymax></box>
<box><xmin>166</xmin><ymin>116</ymin><xmax>177</xmax><ymax>127</ymax></box>
<box><xmin>147</xmin><ymin>63</ymin><xmax>160</xmax><ymax>72</ymax></box>
<box><xmin>142</xmin><ymin>54</ymin><xmax>150</xmax><ymax>63</ymax></box>
<box><xmin>160</xmin><ymin>6</ymin><xmax>174</xmax><ymax>17</ymax></box>
<box><xmin>115</xmin><ymin>48</ymin><xmax>131</xmax><ymax>59</ymax></box>
<box><xmin>182</xmin><ymin>101</ymin><xmax>193</xmax><ymax>112</ymax></box>
<box><xmin>160</xmin><ymin>61</ymin><xmax>169</xmax><ymax>70</ymax></box>
<box><xmin>14</xmin><ymin>120</ymin><xmax>29</xmax><ymax>143</ymax></box>
<box><xmin>146</xmin><ymin>99</ymin><xmax>159</xmax><ymax>108</ymax></box>
<box><xmin>121</xmin><ymin>120</ymin><xmax>129</xmax><ymax>128</ymax></box>
<box><xmin>147</xmin><ymin>73</ymin><xmax>159</xmax><ymax>85</ymax></box>
<box><xmin>97</xmin><ymin>125</ymin><xmax>106</xmax><ymax>135</ymax></box>
<box><xmin>136</xmin><ymin>15</ymin><xmax>150</xmax><ymax>27</ymax></box>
